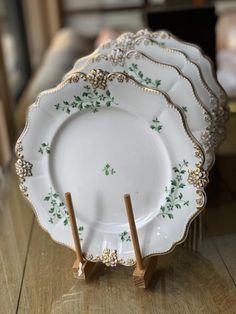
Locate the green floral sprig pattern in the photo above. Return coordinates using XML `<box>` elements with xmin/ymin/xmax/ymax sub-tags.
<box><xmin>103</xmin><ymin>164</ymin><xmax>116</xmax><ymax>176</ymax></box>
<box><xmin>119</xmin><ymin>231</ymin><xmax>131</xmax><ymax>242</ymax></box>
<box><xmin>150</xmin><ymin>118</ymin><xmax>162</xmax><ymax>133</ymax></box>
<box><xmin>160</xmin><ymin>160</ymin><xmax>189</xmax><ymax>219</ymax></box>
<box><xmin>44</xmin><ymin>189</ymin><xmax>84</xmax><ymax>240</ymax></box>
<box><xmin>54</xmin><ymin>85</ymin><xmax>116</xmax><ymax>114</ymax></box>
<box><xmin>38</xmin><ymin>143</ymin><xmax>50</xmax><ymax>154</ymax></box>
<box><xmin>44</xmin><ymin>189</ymin><xmax>69</xmax><ymax>225</ymax></box>
<box><xmin>128</xmin><ymin>63</ymin><xmax>161</xmax><ymax>88</ymax></box>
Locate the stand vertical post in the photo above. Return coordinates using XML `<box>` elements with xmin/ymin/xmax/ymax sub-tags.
<box><xmin>124</xmin><ymin>194</ymin><xmax>157</xmax><ymax>288</ymax></box>
<box><xmin>65</xmin><ymin>192</ymin><xmax>96</xmax><ymax>279</ymax></box>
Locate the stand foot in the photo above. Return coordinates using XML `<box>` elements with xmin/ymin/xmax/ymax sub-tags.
<box><xmin>72</xmin><ymin>259</ymin><xmax>97</xmax><ymax>279</ymax></box>
<box><xmin>133</xmin><ymin>256</ymin><xmax>158</xmax><ymax>288</ymax></box>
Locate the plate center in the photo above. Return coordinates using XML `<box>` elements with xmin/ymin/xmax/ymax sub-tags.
<box><xmin>50</xmin><ymin>107</ymin><xmax>171</xmax><ymax>233</ymax></box>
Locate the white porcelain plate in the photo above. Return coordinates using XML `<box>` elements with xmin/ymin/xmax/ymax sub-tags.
<box><xmin>143</xmin><ymin>29</ymin><xmax>228</xmax><ymax>120</ymax></box>
<box><xmin>16</xmin><ymin>70</ymin><xmax>208</xmax><ymax>266</ymax></box>
<box><xmin>132</xmin><ymin>29</ymin><xmax>229</xmax><ymax>142</ymax></box>
<box><xmin>116</xmin><ymin>30</ymin><xmax>227</xmax><ymax>143</ymax></box>
<box><xmin>66</xmin><ymin>49</ymin><xmax>214</xmax><ymax>169</ymax></box>
<box><xmin>69</xmin><ymin>30</ymin><xmax>224</xmax><ymax>148</ymax></box>
<box><xmin>74</xmin><ymin>33</ymin><xmax>216</xmax><ymax>116</ymax></box>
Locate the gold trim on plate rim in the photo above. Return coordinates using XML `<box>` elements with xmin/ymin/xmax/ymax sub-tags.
<box><xmin>15</xmin><ymin>69</ymin><xmax>208</xmax><ymax>266</ymax></box>
<box><xmin>66</xmin><ymin>29</ymin><xmax>226</xmax><ymax>149</ymax></box>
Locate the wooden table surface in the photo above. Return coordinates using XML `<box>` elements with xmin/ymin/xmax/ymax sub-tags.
<box><xmin>1</xmin><ymin>115</ymin><xmax>236</xmax><ymax>314</ymax></box>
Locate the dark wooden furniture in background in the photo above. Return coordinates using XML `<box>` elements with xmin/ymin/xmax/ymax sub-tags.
<box><xmin>57</xmin><ymin>0</ymin><xmax>216</xmax><ymax>64</ymax></box>
<box><xmin>147</xmin><ymin>6</ymin><xmax>217</xmax><ymax>66</ymax></box>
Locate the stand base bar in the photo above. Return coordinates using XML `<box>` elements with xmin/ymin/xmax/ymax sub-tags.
<box><xmin>133</xmin><ymin>256</ymin><xmax>158</xmax><ymax>288</ymax></box>
<box><xmin>72</xmin><ymin>259</ymin><xmax>97</xmax><ymax>279</ymax></box>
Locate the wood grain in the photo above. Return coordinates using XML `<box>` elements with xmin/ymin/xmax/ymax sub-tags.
<box><xmin>133</xmin><ymin>256</ymin><xmax>158</xmax><ymax>289</ymax></box>
<box><xmin>65</xmin><ymin>192</ymin><xmax>83</xmax><ymax>263</ymax></box>
<box><xmin>0</xmin><ymin>169</ymin><xmax>34</xmax><ymax>314</ymax></box>
<box><xmin>17</xmin><ymin>224</ymin><xmax>236</xmax><ymax>313</ymax></box>
<box><xmin>204</xmin><ymin>176</ymin><xmax>236</xmax><ymax>285</ymax></box>
<box><xmin>211</xmin><ymin>235</ymin><xmax>236</xmax><ymax>284</ymax></box>
<box><xmin>124</xmin><ymin>194</ymin><xmax>143</xmax><ymax>271</ymax></box>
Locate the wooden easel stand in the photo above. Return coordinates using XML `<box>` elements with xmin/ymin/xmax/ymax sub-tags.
<box><xmin>65</xmin><ymin>192</ymin><xmax>96</xmax><ymax>279</ymax></box>
<box><xmin>124</xmin><ymin>194</ymin><xmax>157</xmax><ymax>288</ymax></box>
<box><xmin>65</xmin><ymin>192</ymin><xmax>157</xmax><ymax>287</ymax></box>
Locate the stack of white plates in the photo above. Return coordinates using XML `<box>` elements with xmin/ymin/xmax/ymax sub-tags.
<box><xmin>16</xmin><ymin>30</ymin><xmax>228</xmax><ymax>266</ymax></box>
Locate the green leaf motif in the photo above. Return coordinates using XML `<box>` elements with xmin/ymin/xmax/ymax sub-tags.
<box><xmin>150</xmin><ymin>118</ymin><xmax>162</xmax><ymax>133</ymax></box>
<box><xmin>119</xmin><ymin>231</ymin><xmax>131</xmax><ymax>242</ymax></box>
<box><xmin>157</xmin><ymin>42</ymin><xmax>165</xmax><ymax>47</ymax></box>
<box><xmin>44</xmin><ymin>188</ymin><xmax>69</xmax><ymax>226</ymax></box>
<box><xmin>181</xmin><ymin>106</ymin><xmax>188</xmax><ymax>112</ymax></box>
<box><xmin>78</xmin><ymin>225</ymin><xmax>84</xmax><ymax>241</ymax></box>
<box><xmin>160</xmin><ymin>160</ymin><xmax>189</xmax><ymax>219</ymax></box>
<box><xmin>38</xmin><ymin>143</ymin><xmax>51</xmax><ymax>154</ymax></box>
<box><xmin>54</xmin><ymin>85</ymin><xmax>117</xmax><ymax>114</ymax></box>
<box><xmin>103</xmin><ymin>163</ymin><xmax>116</xmax><ymax>176</ymax></box>
<box><xmin>128</xmin><ymin>63</ymin><xmax>161</xmax><ymax>88</ymax></box>
<box><xmin>44</xmin><ymin>189</ymin><xmax>84</xmax><ymax>240</ymax></box>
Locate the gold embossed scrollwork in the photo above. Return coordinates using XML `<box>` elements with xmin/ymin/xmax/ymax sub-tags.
<box><xmin>85</xmin><ymin>248</ymin><xmax>135</xmax><ymax>267</ymax></box>
<box><xmin>87</xmin><ymin>69</ymin><xmax>109</xmax><ymax>89</ymax></box>
<box><xmin>67</xmin><ymin>69</ymin><xmax>109</xmax><ymax>90</ymax></box>
<box><xmin>188</xmin><ymin>166</ymin><xmax>209</xmax><ymax>189</ymax></box>
<box><xmin>15</xmin><ymin>141</ymin><xmax>33</xmax><ymax>197</ymax></box>
<box><xmin>67</xmin><ymin>72</ymin><xmax>87</xmax><ymax>84</ymax></box>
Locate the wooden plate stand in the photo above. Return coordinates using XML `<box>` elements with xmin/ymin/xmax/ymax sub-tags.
<box><xmin>65</xmin><ymin>193</ymin><xmax>97</xmax><ymax>279</ymax></box>
<box><xmin>65</xmin><ymin>192</ymin><xmax>157</xmax><ymax>288</ymax></box>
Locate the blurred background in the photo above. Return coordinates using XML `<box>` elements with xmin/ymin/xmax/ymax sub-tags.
<box><xmin>0</xmin><ymin>0</ymin><xmax>236</xmax><ymax>173</ymax></box>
